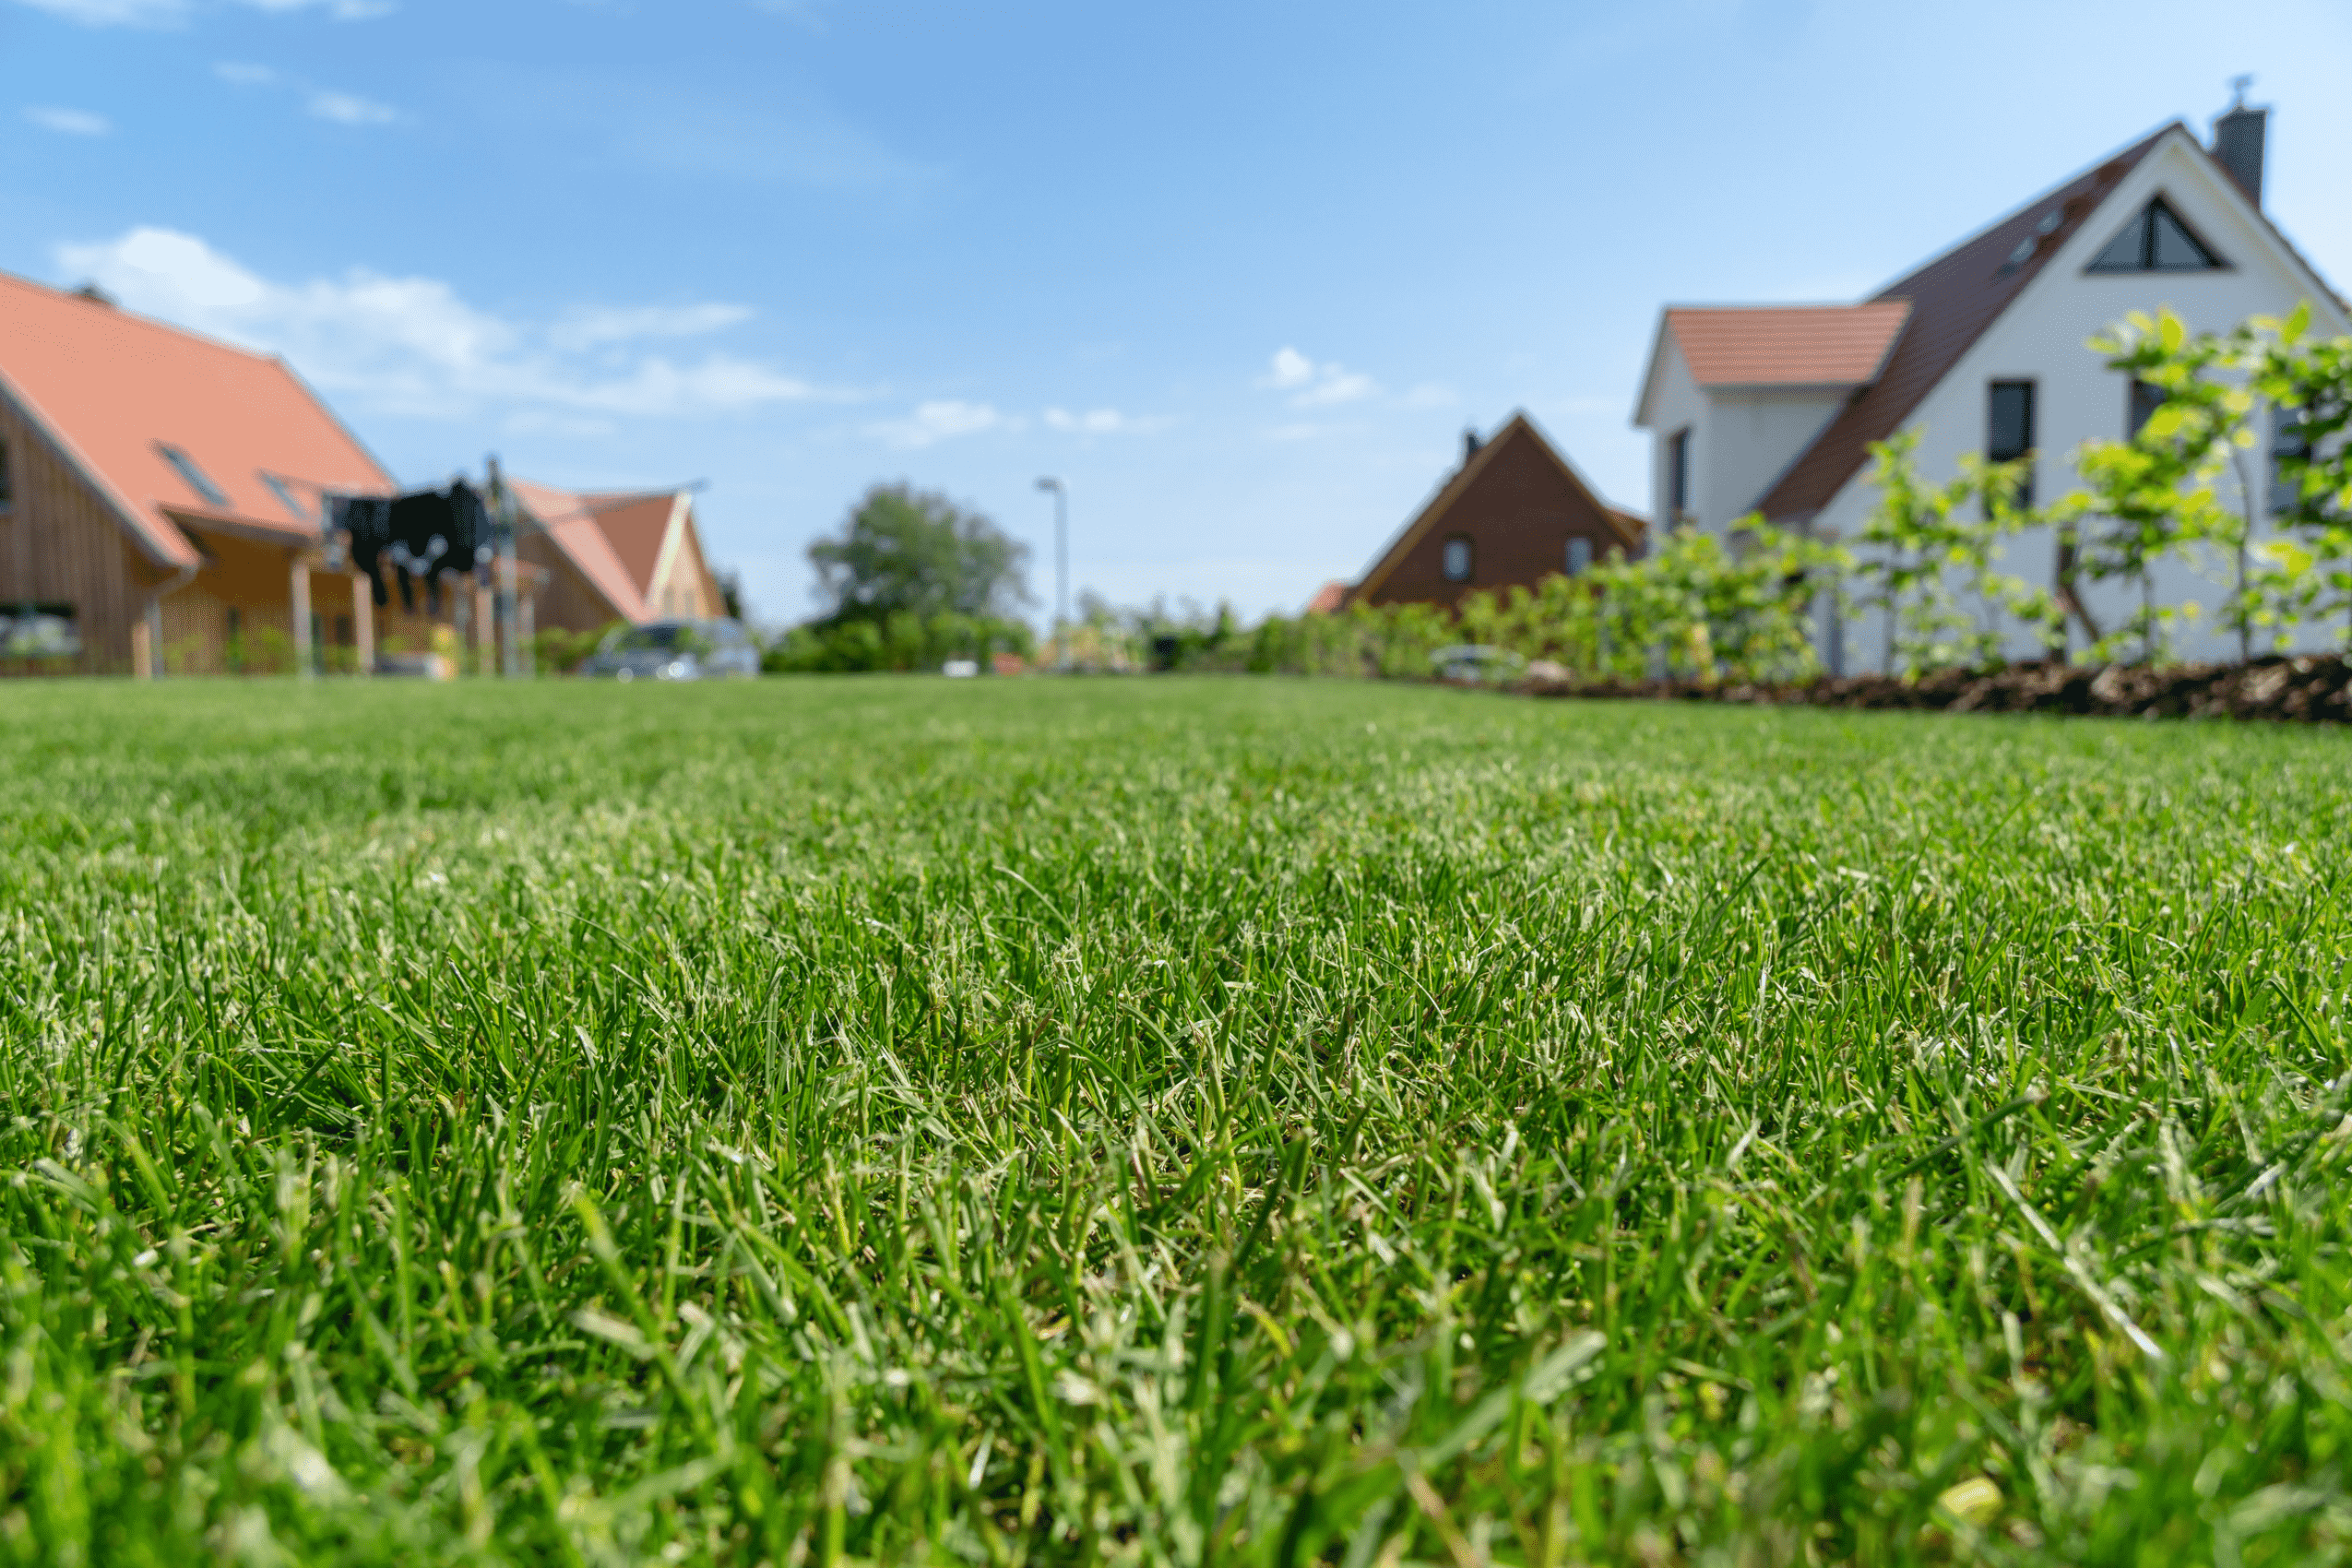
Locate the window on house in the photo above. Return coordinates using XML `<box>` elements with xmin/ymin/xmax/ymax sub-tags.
<box><xmin>2129</xmin><ymin>379</ymin><xmax>2167</xmax><ymax>438</ymax></box>
<box><xmin>1988</xmin><ymin>380</ymin><xmax>2037</xmax><ymax>506</ymax></box>
<box><xmin>2271</xmin><ymin>409</ymin><xmax>2313</xmax><ymax>517</ymax></box>
<box><xmin>1667</xmin><ymin>429</ymin><xmax>1691</xmax><ymax>517</ymax></box>
<box><xmin>1566</xmin><ymin>536</ymin><xmax>1593</xmax><ymax>576</ymax></box>
<box><xmin>158</xmin><ymin>444</ymin><xmax>229</xmax><ymax>507</ymax></box>
<box><xmin>1441</xmin><ymin>535</ymin><xmax>1474</xmax><ymax>583</ymax></box>
<box><xmin>261</xmin><ymin>472</ymin><xmax>309</xmax><ymax>523</ymax></box>
<box><xmin>0</xmin><ymin>434</ymin><xmax>13</xmax><ymax>511</ymax></box>
<box><xmin>2086</xmin><ymin>197</ymin><xmax>2226</xmax><ymax>273</ymax></box>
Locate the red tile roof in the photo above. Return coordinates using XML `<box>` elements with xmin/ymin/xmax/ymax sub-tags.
<box><xmin>507</xmin><ymin>477</ymin><xmax>654</xmax><ymax>624</ymax></box>
<box><xmin>1665</xmin><ymin>302</ymin><xmax>1912</xmax><ymax>388</ymax></box>
<box><xmin>0</xmin><ymin>269</ymin><xmax>394</xmax><ymax>568</ymax></box>
<box><xmin>1754</xmin><ymin>125</ymin><xmax>2172</xmax><ymax>522</ymax></box>
<box><xmin>1304</xmin><ymin>579</ymin><xmax>1348</xmax><ymax>615</ymax></box>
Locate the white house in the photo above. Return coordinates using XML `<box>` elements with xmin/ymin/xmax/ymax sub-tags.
<box><xmin>1633</xmin><ymin>99</ymin><xmax>2349</xmax><ymax>669</ymax></box>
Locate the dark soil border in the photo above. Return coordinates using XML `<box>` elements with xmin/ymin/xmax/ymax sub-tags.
<box><xmin>1520</xmin><ymin>656</ymin><xmax>2352</xmax><ymax>723</ymax></box>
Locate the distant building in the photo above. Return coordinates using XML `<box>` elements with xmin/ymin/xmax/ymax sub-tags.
<box><xmin>507</xmin><ymin>478</ymin><xmax>729</xmax><ymax>635</ymax></box>
<box><xmin>0</xmin><ymin>268</ymin><xmax>398</xmax><ymax>675</ymax></box>
<box><xmin>1633</xmin><ymin>99</ymin><xmax>2351</xmax><ymax>668</ymax></box>
<box><xmin>1344</xmin><ymin>411</ymin><xmax>1644</xmax><ymax>611</ymax></box>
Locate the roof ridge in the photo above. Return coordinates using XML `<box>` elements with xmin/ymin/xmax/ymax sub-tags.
<box><xmin>1349</xmin><ymin>411</ymin><xmax>1638</xmax><ymax>604</ymax></box>
<box><xmin>1862</xmin><ymin>121</ymin><xmax>2186</xmax><ymax>303</ymax></box>
<box><xmin>0</xmin><ymin>264</ymin><xmax>291</xmax><ymax>372</ymax></box>
<box><xmin>1752</xmin><ymin>121</ymin><xmax>2180</xmax><ymax>523</ymax></box>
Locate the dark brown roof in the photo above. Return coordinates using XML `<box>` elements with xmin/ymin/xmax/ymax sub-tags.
<box><xmin>1754</xmin><ymin>124</ymin><xmax>2173</xmax><ymax>523</ymax></box>
<box><xmin>1667</xmin><ymin>302</ymin><xmax>1912</xmax><ymax>387</ymax></box>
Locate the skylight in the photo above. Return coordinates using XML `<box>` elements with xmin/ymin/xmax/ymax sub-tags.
<box><xmin>2086</xmin><ymin>197</ymin><xmax>2225</xmax><ymax>273</ymax></box>
<box><xmin>157</xmin><ymin>444</ymin><xmax>229</xmax><ymax>507</ymax></box>
<box><xmin>261</xmin><ymin>472</ymin><xmax>310</xmax><ymax>523</ymax></box>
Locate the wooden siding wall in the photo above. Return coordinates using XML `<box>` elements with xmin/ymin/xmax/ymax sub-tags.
<box><xmin>641</xmin><ymin>508</ymin><xmax>724</xmax><ymax>622</ymax></box>
<box><xmin>159</xmin><ymin>528</ymin><xmax>460</xmax><ymax>675</ymax></box>
<box><xmin>0</xmin><ymin>390</ymin><xmax>156</xmax><ymax>674</ymax></box>
<box><xmin>518</xmin><ymin>532</ymin><xmax>624</xmax><ymax>636</ymax></box>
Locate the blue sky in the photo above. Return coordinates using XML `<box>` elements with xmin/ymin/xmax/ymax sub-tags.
<box><xmin>6</xmin><ymin>0</ymin><xmax>2348</xmax><ymax>627</ymax></box>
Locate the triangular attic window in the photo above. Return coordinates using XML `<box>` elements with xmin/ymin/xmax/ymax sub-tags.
<box><xmin>2087</xmin><ymin>197</ymin><xmax>2225</xmax><ymax>273</ymax></box>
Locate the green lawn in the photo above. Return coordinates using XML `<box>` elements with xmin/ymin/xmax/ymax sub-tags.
<box><xmin>5</xmin><ymin>677</ymin><xmax>2352</xmax><ymax>1566</ymax></box>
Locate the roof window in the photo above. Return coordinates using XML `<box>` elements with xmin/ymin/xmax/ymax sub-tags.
<box><xmin>158</xmin><ymin>444</ymin><xmax>230</xmax><ymax>507</ymax></box>
<box><xmin>2086</xmin><ymin>197</ymin><xmax>2225</xmax><ymax>273</ymax></box>
<box><xmin>261</xmin><ymin>472</ymin><xmax>310</xmax><ymax>523</ymax></box>
<box><xmin>1442</xmin><ymin>535</ymin><xmax>1474</xmax><ymax>583</ymax></box>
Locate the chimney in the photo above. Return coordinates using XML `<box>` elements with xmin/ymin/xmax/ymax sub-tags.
<box><xmin>1462</xmin><ymin>428</ymin><xmax>1482</xmax><ymax>465</ymax></box>
<box><xmin>2210</xmin><ymin>79</ymin><xmax>2267</xmax><ymax>207</ymax></box>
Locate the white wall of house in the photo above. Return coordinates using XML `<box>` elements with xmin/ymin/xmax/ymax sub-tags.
<box><xmin>1641</xmin><ymin>338</ymin><xmax>1705</xmax><ymax>529</ymax></box>
<box><xmin>1704</xmin><ymin>389</ymin><xmax>1849</xmax><ymax>533</ymax></box>
<box><xmin>1637</xmin><ymin>337</ymin><xmax>1861</xmax><ymax>536</ymax></box>
<box><xmin>1773</xmin><ymin>129</ymin><xmax>2346</xmax><ymax>671</ymax></box>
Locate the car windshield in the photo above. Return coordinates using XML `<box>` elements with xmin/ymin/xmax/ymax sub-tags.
<box><xmin>608</xmin><ymin>624</ymin><xmax>692</xmax><ymax>652</ymax></box>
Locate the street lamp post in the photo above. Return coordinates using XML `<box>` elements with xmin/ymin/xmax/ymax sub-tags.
<box><xmin>1035</xmin><ymin>476</ymin><xmax>1067</xmax><ymax>670</ymax></box>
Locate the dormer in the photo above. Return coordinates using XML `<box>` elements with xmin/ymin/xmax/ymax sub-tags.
<box><xmin>1633</xmin><ymin>302</ymin><xmax>1911</xmax><ymax>532</ymax></box>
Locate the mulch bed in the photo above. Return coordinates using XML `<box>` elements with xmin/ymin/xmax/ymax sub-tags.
<box><xmin>1520</xmin><ymin>655</ymin><xmax>2352</xmax><ymax>723</ymax></box>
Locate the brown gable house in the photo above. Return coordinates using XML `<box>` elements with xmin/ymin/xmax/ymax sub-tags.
<box><xmin>1344</xmin><ymin>412</ymin><xmax>1643</xmax><ymax>611</ymax></box>
<box><xmin>506</xmin><ymin>478</ymin><xmax>728</xmax><ymax>636</ymax></box>
<box><xmin>0</xmin><ymin>268</ymin><xmax>405</xmax><ymax>675</ymax></box>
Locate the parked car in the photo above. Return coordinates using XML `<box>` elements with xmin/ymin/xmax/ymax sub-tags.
<box><xmin>1428</xmin><ymin>644</ymin><xmax>1525</xmax><ymax>684</ymax></box>
<box><xmin>579</xmin><ymin>619</ymin><xmax>760</xmax><ymax>681</ymax></box>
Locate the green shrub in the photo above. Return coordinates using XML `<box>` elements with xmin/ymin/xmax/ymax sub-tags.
<box><xmin>762</xmin><ymin>612</ymin><xmax>1035</xmax><ymax>673</ymax></box>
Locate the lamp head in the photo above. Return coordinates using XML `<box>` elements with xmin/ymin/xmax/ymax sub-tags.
<box><xmin>1036</xmin><ymin>476</ymin><xmax>1063</xmax><ymax>493</ymax></box>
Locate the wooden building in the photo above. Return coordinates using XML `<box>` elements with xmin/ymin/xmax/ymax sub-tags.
<box><xmin>0</xmin><ymin>269</ymin><xmax>408</xmax><ymax>676</ymax></box>
<box><xmin>1345</xmin><ymin>412</ymin><xmax>1644</xmax><ymax>611</ymax></box>
<box><xmin>507</xmin><ymin>478</ymin><xmax>728</xmax><ymax>636</ymax></box>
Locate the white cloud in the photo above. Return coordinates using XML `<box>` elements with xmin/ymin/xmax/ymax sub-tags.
<box><xmin>1261</xmin><ymin>346</ymin><xmax>1316</xmax><ymax>390</ymax></box>
<box><xmin>1043</xmin><ymin>407</ymin><xmax>1169</xmax><ymax>436</ymax></box>
<box><xmin>11</xmin><ymin>0</ymin><xmax>186</xmax><ymax>24</ymax></box>
<box><xmin>868</xmin><ymin>400</ymin><xmax>1012</xmax><ymax>449</ymax></box>
<box><xmin>53</xmin><ymin>226</ymin><xmax>830</xmax><ymax>421</ymax></box>
<box><xmin>1293</xmin><ymin>370</ymin><xmax>1375</xmax><ymax>408</ymax></box>
<box><xmin>22</xmin><ymin>105</ymin><xmax>111</xmax><ymax>136</ymax></box>
<box><xmin>550</xmin><ymin>303</ymin><xmax>754</xmax><ymax>351</ymax></box>
<box><xmin>1256</xmin><ymin>346</ymin><xmax>1378</xmax><ymax>408</ymax></box>
<box><xmin>214</xmin><ymin>61</ymin><xmax>278</xmax><ymax>86</ymax></box>
<box><xmin>307</xmin><ymin>89</ymin><xmax>397</xmax><ymax>125</ymax></box>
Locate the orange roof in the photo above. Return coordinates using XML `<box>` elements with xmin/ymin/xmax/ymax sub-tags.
<box><xmin>507</xmin><ymin>477</ymin><xmax>656</xmax><ymax>624</ymax></box>
<box><xmin>1304</xmin><ymin>579</ymin><xmax>1348</xmax><ymax>615</ymax></box>
<box><xmin>0</xmin><ymin>269</ymin><xmax>394</xmax><ymax>568</ymax></box>
<box><xmin>1664</xmin><ymin>302</ymin><xmax>1913</xmax><ymax>388</ymax></box>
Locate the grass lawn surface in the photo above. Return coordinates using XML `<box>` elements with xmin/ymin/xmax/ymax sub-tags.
<box><xmin>5</xmin><ymin>677</ymin><xmax>2352</xmax><ymax>1566</ymax></box>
